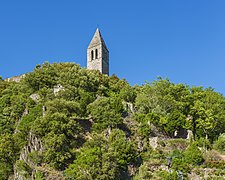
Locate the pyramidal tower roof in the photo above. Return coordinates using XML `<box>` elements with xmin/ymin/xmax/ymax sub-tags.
<box><xmin>88</xmin><ymin>28</ymin><xmax>108</xmax><ymax>50</ymax></box>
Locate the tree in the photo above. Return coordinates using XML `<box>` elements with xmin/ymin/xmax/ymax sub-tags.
<box><xmin>213</xmin><ymin>133</ymin><xmax>225</xmax><ymax>153</ymax></box>
<box><xmin>109</xmin><ymin>129</ymin><xmax>137</xmax><ymax>171</ymax></box>
<box><xmin>0</xmin><ymin>78</ymin><xmax>9</xmax><ymax>97</ymax></box>
<box><xmin>31</xmin><ymin>99</ymin><xmax>82</xmax><ymax>170</ymax></box>
<box><xmin>87</xmin><ymin>97</ymin><xmax>123</xmax><ymax>131</ymax></box>
<box><xmin>24</xmin><ymin>62</ymin><xmax>58</xmax><ymax>91</ymax></box>
<box><xmin>119</xmin><ymin>84</ymin><xmax>136</xmax><ymax>103</ymax></box>
<box><xmin>189</xmin><ymin>87</ymin><xmax>225</xmax><ymax>140</ymax></box>
<box><xmin>64</xmin><ymin>135</ymin><xmax>119</xmax><ymax>180</ymax></box>
<box><xmin>135</xmin><ymin>79</ymin><xmax>189</xmax><ymax>137</ymax></box>
<box><xmin>0</xmin><ymin>133</ymin><xmax>19</xmax><ymax>179</ymax></box>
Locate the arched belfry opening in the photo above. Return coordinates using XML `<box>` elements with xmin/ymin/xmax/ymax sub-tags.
<box><xmin>91</xmin><ymin>50</ymin><xmax>94</xmax><ymax>60</ymax></box>
<box><xmin>87</xmin><ymin>28</ymin><xmax>109</xmax><ymax>75</ymax></box>
<box><xmin>95</xmin><ymin>49</ymin><xmax>98</xmax><ymax>59</ymax></box>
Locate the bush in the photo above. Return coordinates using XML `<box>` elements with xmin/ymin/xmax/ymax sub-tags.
<box><xmin>196</xmin><ymin>137</ymin><xmax>211</xmax><ymax>150</ymax></box>
<box><xmin>171</xmin><ymin>150</ymin><xmax>190</xmax><ymax>174</ymax></box>
<box><xmin>184</xmin><ymin>143</ymin><xmax>204</xmax><ymax>165</ymax></box>
<box><xmin>15</xmin><ymin>160</ymin><xmax>32</xmax><ymax>178</ymax></box>
<box><xmin>35</xmin><ymin>171</ymin><xmax>44</xmax><ymax>180</ymax></box>
<box><xmin>27</xmin><ymin>151</ymin><xmax>42</xmax><ymax>165</ymax></box>
<box><xmin>213</xmin><ymin>134</ymin><xmax>225</xmax><ymax>153</ymax></box>
<box><xmin>167</xmin><ymin>139</ymin><xmax>189</xmax><ymax>151</ymax></box>
<box><xmin>138</xmin><ymin>122</ymin><xmax>151</xmax><ymax>139</ymax></box>
<box><xmin>157</xmin><ymin>170</ymin><xmax>178</xmax><ymax>180</ymax></box>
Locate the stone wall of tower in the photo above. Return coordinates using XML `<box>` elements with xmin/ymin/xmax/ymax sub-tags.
<box><xmin>87</xmin><ymin>29</ymin><xmax>109</xmax><ymax>75</ymax></box>
<box><xmin>87</xmin><ymin>44</ymin><xmax>103</xmax><ymax>73</ymax></box>
<box><xmin>102</xmin><ymin>46</ymin><xmax>109</xmax><ymax>75</ymax></box>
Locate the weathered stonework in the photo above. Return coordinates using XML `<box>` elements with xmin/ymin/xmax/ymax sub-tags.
<box><xmin>53</xmin><ymin>84</ymin><xmax>64</xmax><ymax>95</ymax></box>
<box><xmin>87</xmin><ymin>28</ymin><xmax>109</xmax><ymax>75</ymax></box>
<box><xmin>30</xmin><ymin>93</ymin><xmax>40</xmax><ymax>102</ymax></box>
<box><xmin>5</xmin><ymin>74</ymin><xmax>25</xmax><ymax>82</ymax></box>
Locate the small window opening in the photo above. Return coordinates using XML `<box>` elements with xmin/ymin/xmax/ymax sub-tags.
<box><xmin>91</xmin><ymin>50</ymin><xmax>94</xmax><ymax>60</ymax></box>
<box><xmin>95</xmin><ymin>49</ymin><xmax>98</xmax><ymax>59</ymax></box>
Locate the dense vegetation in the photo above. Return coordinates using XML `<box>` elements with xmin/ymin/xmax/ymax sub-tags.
<box><xmin>0</xmin><ymin>62</ymin><xmax>225</xmax><ymax>179</ymax></box>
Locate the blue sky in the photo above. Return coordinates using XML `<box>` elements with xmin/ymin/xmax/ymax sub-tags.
<box><xmin>1</xmin><ymin>1</ymin><xmax>225</xmax><ymax>94</ymax></box>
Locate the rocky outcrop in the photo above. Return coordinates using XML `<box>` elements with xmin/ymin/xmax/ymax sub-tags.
<box><xmin>14</xmin><ymin>132</ymin><xmax>44</xmax><ymax>179</ymax></box>
<box><xmin>14</xmin><ymin>132</ymin><xmax>65</xmax><ymax>179</ymax></box>
<box><xmin>29</xmin><ymin>93</ymin><xmax>40</xmax><ymax>102</ymax></box>
<box><xmin>5</xmin><ymin>74</ymin><xmax>26</xmax><ymax>83</ymax></box>
<box><xmin>149</xmin><ymin>136</ymin><xmax>159</xmax><ymax>150</ymax></box>
<box><xmin>19</xmin><ymin>133</ymin><xmax>43</xmax><ymax>164</ymax></box>
<box><xmin>53</xmin><ymin>84</ymin><xmax>64</xmax><ymax>95</ymax></box>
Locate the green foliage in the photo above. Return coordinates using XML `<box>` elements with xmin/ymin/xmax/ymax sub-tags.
<box><xmin>189</xmin><ymin>87</ymin><xmax>225</xmax><ymax>140</ymax></box>
<box><xmin>109</xmin><ymin>129</ymin><xmax>138</xmax><ymax>170</ymax></box>
<box><xmin>15</xmin><ymin>160</ymin><xmax>32</xmax><ymax>176</ymax></box>
<box><xmin>87</xmin><ymin>97</ymin><xmax>123</xmax><ymax>131</ymax></box>
<box><xmin>119</xmin><ymin>84</ymin><xmax>136</xmax><ymax>103</ymax></box>
<box><xmin>0</xmin><ymin>162</ymin><xmax>12</xmax><ymax>180</ymax></box>
<box><xmin>134</xmin><ymin>113</ymin><xmax>159</xmax><ymax>138</ymax></box>
<box><xmin>78</xmin><ymin>89</ymin><xmax>95</xmax><ymax>115</ymax></box>
<box><xmin>24</xmin><ymin>62</ymin><xmax>58</xmax><ymax>91</ymax></box>
<box><xmin>133</xmin><ymin>162</ymin><xmax>153</xmax><ymax>179</ymax></box>
<box><xmin>213</xmin><ymin>133</ymin><xmax>225</xmax><ymax>153</ymax></box>
<box><xmin>65</xmin><ymin>130</ymin><xmax>137</xmax><ymax>179</ymax></box>
<box><xmin>184</xmin><ymin>143</ymin><xmax>204</xmax><ymax>165</ymax></box>
<box><xmin>0</xmin><ymin>78</ymin><xmax>9</xmax><ymax>97</ymax></box>
<box><xmin>204</xmin><ymin>160</ymin><xmax>225</xmax><ymax>169</ymax></box>
<box><xmin>171</xmin><ymin>150</ymin><xmax>190</xmax><ymax>174</ymax></box>
<box><xmin>135</xmin><ymin>79</ymin><xmax>225</xmax><ymax>141</ymax></box>
<box><xmin>156</xmin><ymin>170</ymin><xmax>178</xmax><ymax>180</ymax></box>
<box><xmin>15</xmin><ymin>160</ymin><xmax>32</xmax><ymax>179</ymax></box>
<box><xmin>135</xmin><ymin>79</ymin><xmax>189</xmax><ymax>137</ymax></box>
<box><xmin>1</xmin><ymin>63</ymin><xmax>225</xmax><ymax>179</ymax></box>
<box><xmin>32</xmin><ymin>111</ymin><xmax>81</xmax><ymax>170</ymax></box>
<box><xmin>168</xmin><ymin>144</ymin><xmax>203</xmax><ymax>176</ymax></box>
<box><xmin>167</xmin><ymin>139</ymin><xmax>189</xmax><ymax>151</ymax></box>
<box><xmin>43</xmin><ymin>132</ymin><xmax>74</xmax><ymax>170</ymax></box>
<box><xmin>46</xmin><ymin>98</ymin><xmax>81</xmax><ymax>117</ymax></box>
<box><xmin>0</xmin><ymin>133</ymin><xmax>19</xmax><ymax>179</ymax></box>
<box><xmin>64</xmin><ymin>135</ymin><xmax>119</xmax><ymax>180</ymax></box>
<box><xmin>196</xmin><ymin>137</ymin><xmax>211</xmax><ymax>150</ymax></box>
<box><xmin>138</xmin><ymin>121</ymin><xmax>151</xmax><ymax>138</ymax></box>
<box><xmin>35</xmin><ymin>171</ymin><xmax>44</xmax><ymax>180</ymax></box>
<box><xmin>133</xmin><ymin>161</ymin><xmax>179</xmax><ymax>180</ymax></box>
<box><xmin>18</xmin><ymin>104</ymin><xmax>42</xmax><ymax>133</ymax></box>
<box><xmin>27</xmin><ymin>151</ymin><xmax>42</xmax><ymax>165</ymax></box>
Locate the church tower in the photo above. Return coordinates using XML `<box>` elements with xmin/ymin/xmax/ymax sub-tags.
<box><xmin>87</xmin><ymin>28</ymin><xmax>109</xmax><ymax>75</ymax></box>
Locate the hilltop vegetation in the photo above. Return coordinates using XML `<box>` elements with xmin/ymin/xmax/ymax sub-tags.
<box><xmin>0</xmin><ymin>62</ymin><xmax>225</xmax><ymax>179</ymax></box>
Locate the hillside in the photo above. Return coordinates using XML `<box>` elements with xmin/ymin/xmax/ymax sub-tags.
<box><xmin>0</xmin><ymin>62</ymin><xmax>225</xmax><ymax>179</ymax></box>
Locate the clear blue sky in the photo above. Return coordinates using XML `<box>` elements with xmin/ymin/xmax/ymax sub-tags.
<box><xmin>1</xmin><ymin>1</ymin><xmax>225</xmax><ymax>94</ymax></box>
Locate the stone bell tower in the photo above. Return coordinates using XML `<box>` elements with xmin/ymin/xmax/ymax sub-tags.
<box><xmin>87</xmin><ymin>28</ymin><xmax>109</xmax><ymax>75</ymax></box>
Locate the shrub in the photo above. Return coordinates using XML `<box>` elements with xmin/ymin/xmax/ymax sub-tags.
<box><xmin>184</xmin><ymin>143</ymin><xmax>204</xmax><ymax>165</ymax></box>
<box><xmin>213</xmin><ymin>134</ymin><xmax>225</xmax><ymax>153</ymax></box>
<box><xmin>167</xmin><ymin>139</ymin><xmax>189</xmax><ymax>151</ymax></box>
<box><xmin>35</xmin><ymin>171</ymin><xmax>44</xmax><ymax>180</ymax></box>
<box><xmin>196</xmin><ymin>137</ymin><xmax>211</xmax><ymax>150</ymax></box>
<box><xmin>171</xmin><ymin>150</ymin><xmax>190</xmax><ymax>174</ymax></box>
